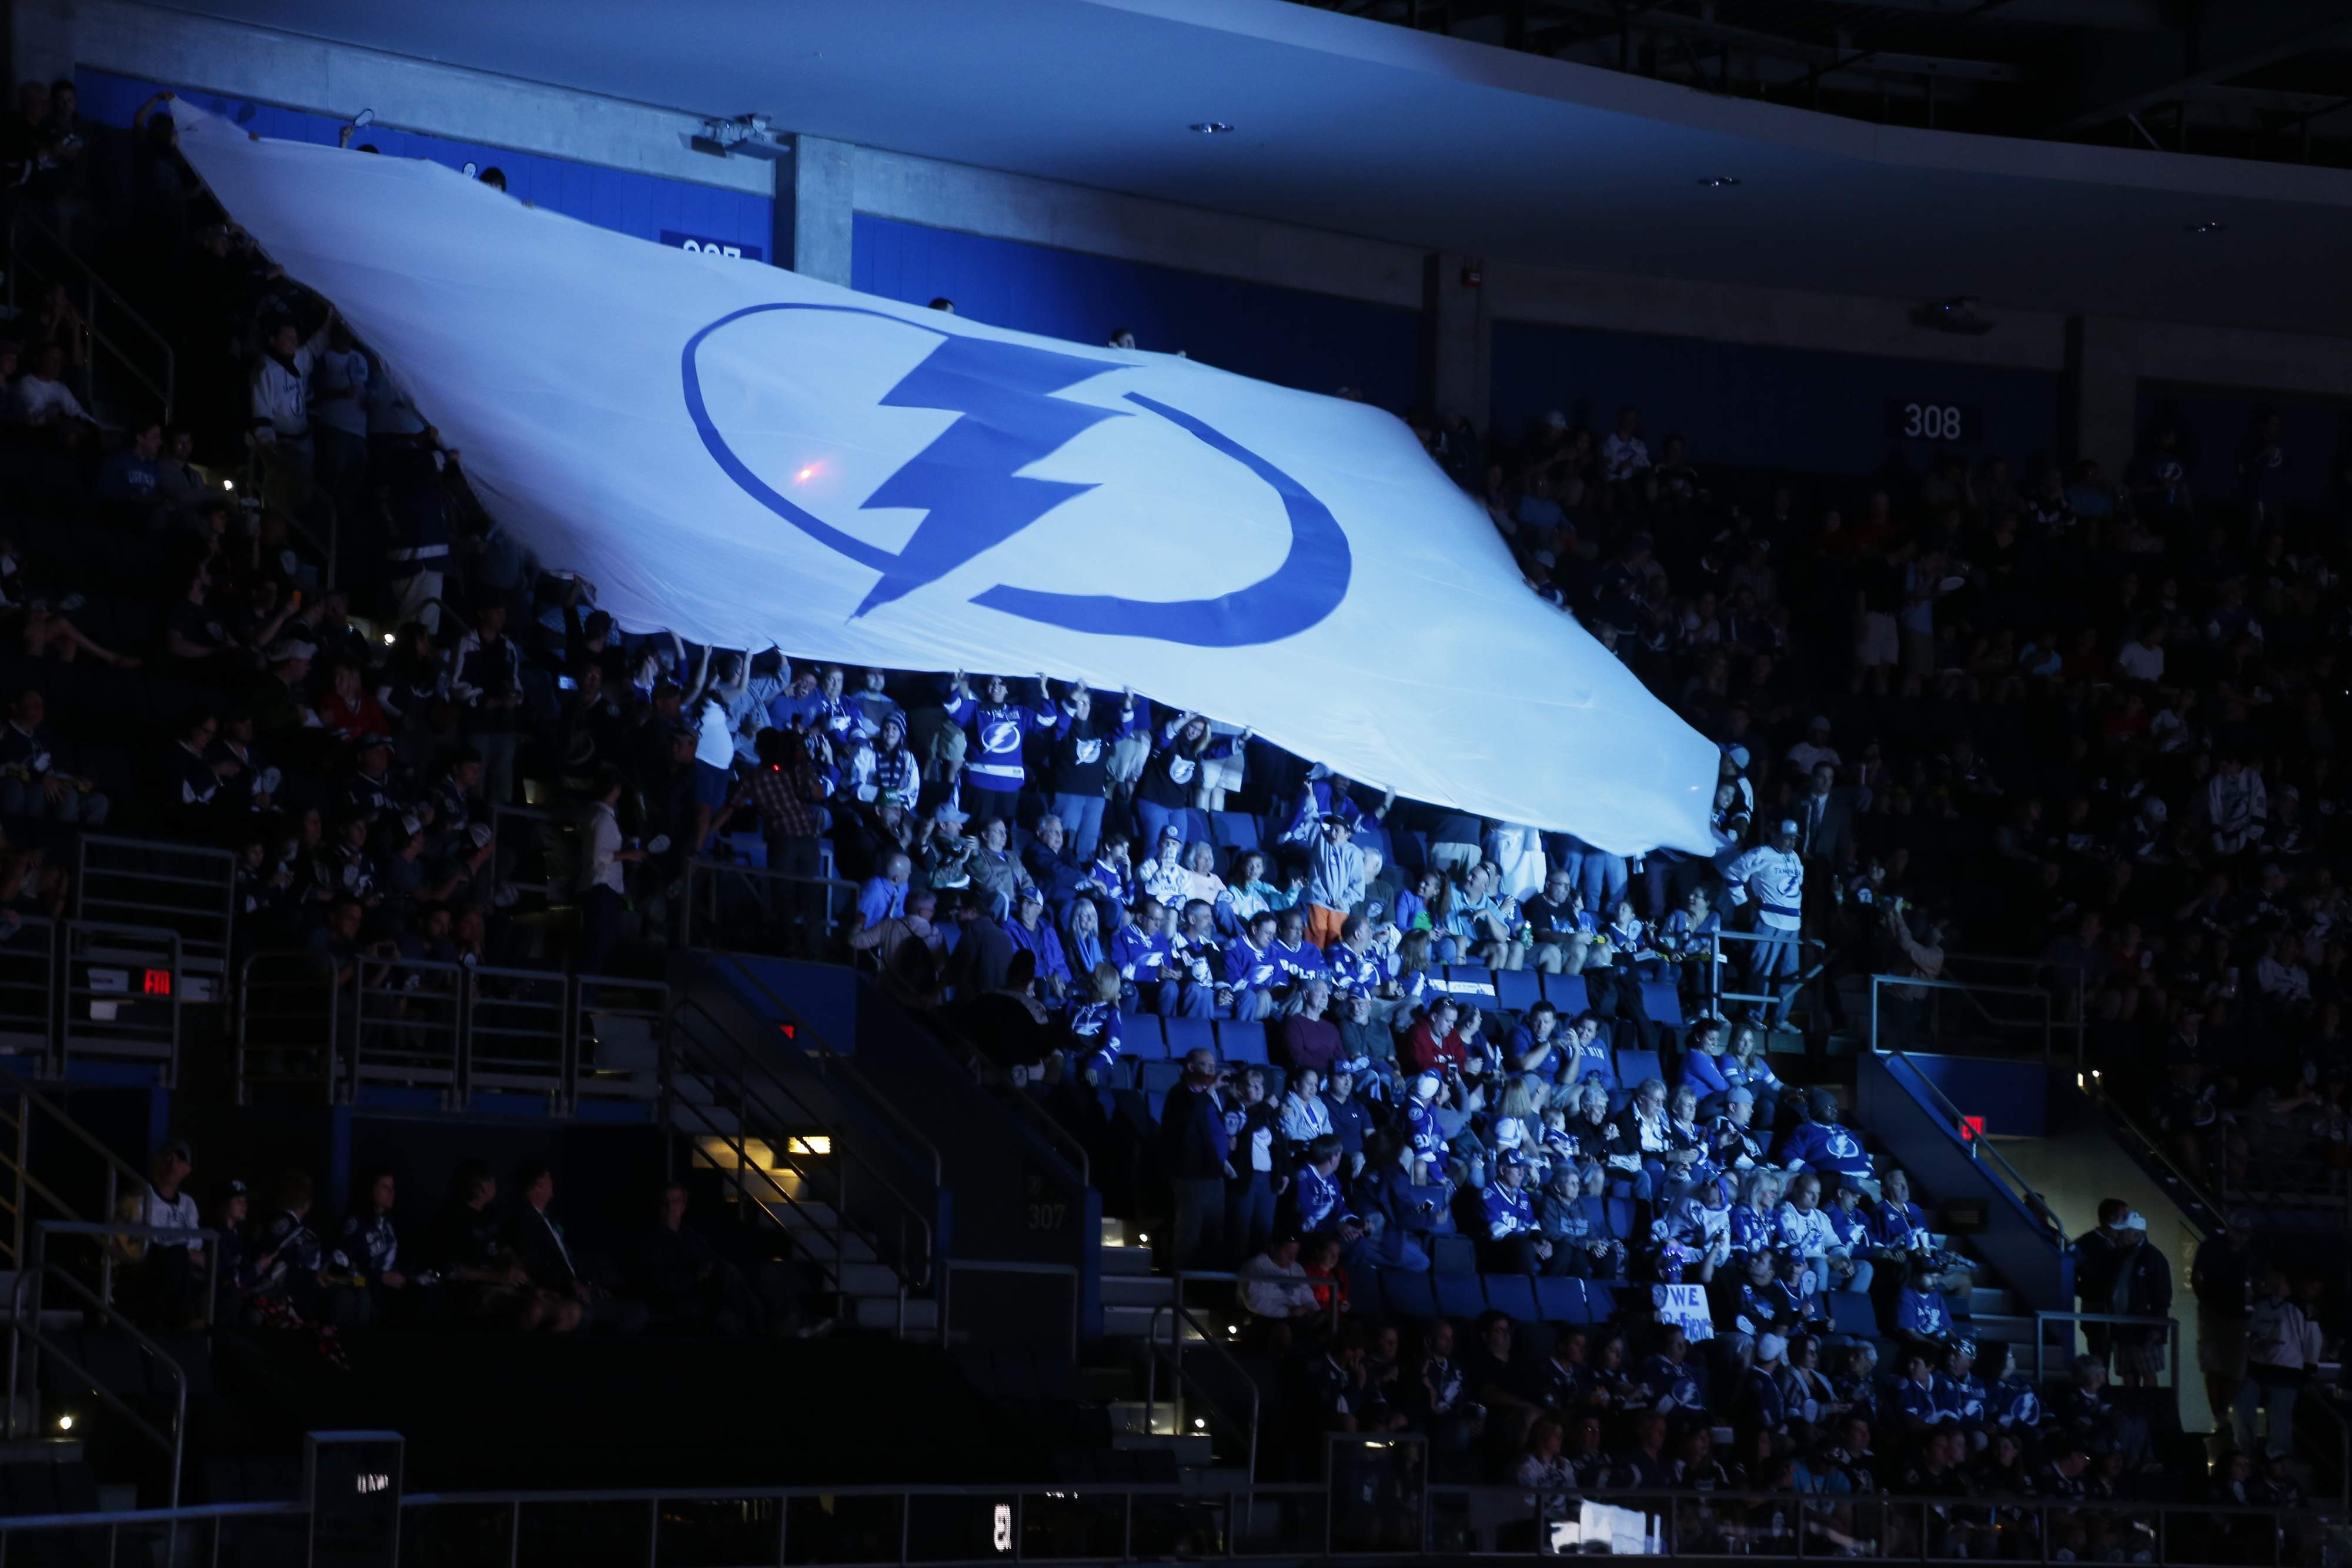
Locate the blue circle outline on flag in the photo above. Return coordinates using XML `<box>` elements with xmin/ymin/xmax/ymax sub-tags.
<box><xmin>680</xmin><ymin>303</ymin><xmax>1351</xmax><ymax>647</ymax></box>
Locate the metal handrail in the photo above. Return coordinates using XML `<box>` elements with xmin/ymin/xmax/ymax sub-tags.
<box><xmin>1878</xmin><ymin>1047</ymin><xmax>2065</xmax><ymax>1239</ymax></box>
<box><xmin>1142</xmin><ymin>1298</ymin><xmax>1260</xmax><ymax>1487</ymax></box>
<box><xmin>1870</xmin><ymin>970</ymin><xmax>2055</xmax><ymax>1064</ymax></box>
<box><xmin>716</xmin><ymin>951</ymin><xmax>946</xmax><ymax>1187</ymax></box>
<box><xmin>683</xmin><ymin>856</ymin><xmax>861</xmax><ymax>953</ymax></box>
<box><xmin>5</xmin><ymin>211</ymin><xmax>176</xmax><ymax>419</ymax></box>
<box><xmin>0</xmin><ymin>1478</ymin><xmax>2336</xmax><ymax>1563</ymax></box>
<box><xmin>996</xmin><ymin>1068</ymin><xmax>1093</xmax><ymax>1191</ymax></box>
<box><xmin>12</xmin><ymin>1219</ymin><xmax>213</xmax><ymax>1507</ymax></box>
<box><xmin>669</xmin><ymin>998</ymin><xmax>936</xmax><ymax>1293</ymax></box>
<box><xmin>2031</xmin><ymin>1309</ymin><xmax>2180</xmax><ymax>1387</ymax></box>
<box><xmin>1703</xmin><ymin>925</ymin><xmax>1829</xmax><ymax>1014</ymax></box>
<box><xmin>0</xmin><ymin>1063</ymin><xmax>150</xmax><ymax>1288</ymax></box>
<box><xmin>2086</xmin><ymin>1085</ymin><xmax>2223</xmax><ymax>1240</ymax></box>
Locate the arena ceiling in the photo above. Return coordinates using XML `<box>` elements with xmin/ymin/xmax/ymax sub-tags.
<box><xmin>152</xmin><ymin>0</ymin><xmax>2352</xmax><ymax>333</ymax></box>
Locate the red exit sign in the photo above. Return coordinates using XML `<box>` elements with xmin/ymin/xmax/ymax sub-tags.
<box><xmin>1959</xmin><ymin>1115</ymin><xmax>1984</xmax><ymax>1141</ymax></box>
<box><xmin>141</xmin><ymin>969</ymin><xmax>172</xmax><ymax>997</ymax></box>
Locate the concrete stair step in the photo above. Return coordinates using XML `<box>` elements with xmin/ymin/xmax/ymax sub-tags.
<box><xmin>851</xmin><ymin>1295</ymin><xmax>937</xmax><ymax>1331</ymax></box>
<box><xmin>1100</xmin><ymin>1275</ymin><xmax>1176</xmax><ymax>1307</ymax></box>
<box><xmin>1097</xmin><ymin>1245</ymin><xmax>1155</xmax><ymax>1276</ymax></box>
<box><xmin>1105</xmin><ymin>1400</ymin><xmax>1179</xmax><ymax>1437</ymax></box>
<box><xmin>1102</xmin><ymin>1304</ymin><xmax>1203</xmax><ymax>1340</ymax></box>
<box><xmin>1969</xmin><ymin>1286</ymin><xmax>2014</xmax><ymax>1316</ymax></box>
<box><xmin>779</xmin><ymin>1227</ymin><xmax>876</xmax><ymax>1264</ymax></box>
<box><xmin>1111</xmin><ymin>1433</ymin><xmax>1211</xmax><ymax>1466</ymax></box>
<box><xmin>1967</xmin><ymin>1313</ymin><xmax>2034</xmax><ymax>1343</ymax></box>
<box><xmin>836</xmin><ymin>1261</ymin><xmax>901</xmax><ymax>1296</ymax></box>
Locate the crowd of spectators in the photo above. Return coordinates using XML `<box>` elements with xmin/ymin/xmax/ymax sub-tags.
<box><xmin>111</xmin><ymin>1134</ymin><xmax>819</xmax><ymax>1346</ymax></box>
<box><xmin>8</xmin><ymin>73</ymin><xmax>2352</xmax><ymax>1517</ymax></box>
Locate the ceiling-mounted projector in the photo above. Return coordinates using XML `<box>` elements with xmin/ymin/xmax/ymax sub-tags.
<box><xmin>1910</xmin><ymin>296</ymin><xmax>1996</xmax><ymax>336</ymax></box>
<box><xmin>691</xmin><ymin>114</ymin><xmax>791</xmax><ymax>161</ymax></box>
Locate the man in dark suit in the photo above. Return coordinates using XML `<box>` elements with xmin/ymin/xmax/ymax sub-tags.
<box><xmin>1159</xmin><ymin>1048</ymin><xmax>1234</xmax><ymax>1269</ymax></box>
<box><xmin>1794</xmin><ymin>761</ymin><xmax>1855</xmax><ymax>868</ymax></box>
<box><xmin>510</xmin><ymin>1161</ymin><xmax>646</xmax><ymax>1333</ymax></box>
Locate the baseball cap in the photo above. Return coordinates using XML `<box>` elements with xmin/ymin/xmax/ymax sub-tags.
<box><xmin>159</xmin><ymin>1138</ymin><xmax>192</xmax><ymax>1163</ymax></box>
<box><xmin>2121</xmin><ymin>1211</ymin><xmax>2148</xmax><ymax>1232</ymax></box>
<box><xmin>1544</xmin><ymin>409</ymin><xmax>1568</xmax><ymax>430</ymax></box>
<box><xmin>1498</xmin><ymin>1149</ymin><xmax>1529</xmax><ymax>1171</ymax></box>
<box><xmin>1809</xmin><ymin>715</ymin><xmax>1832</xmax><ymax>731</ymax></box>
<box><xmin>223</xmin><ymin>1178</ymin><xmax>248</xmax><ymax>1196</ymax></box>
<box><xmin>467</xmin><ymin>822</ymin><xmax>494</xmax><ymax>848</ymax></box>
<box><xmin>1757</xmin><ymin>1332</ymin><xmax>1787</xmax><ymax>1363</ymax></box>
<box><xmin>1413</xmin><ymin>1072</ymin><xmax>1442</xmax><ymax>1099</ymax></box>
<box><xmin>1778</xmin><ymin>818</ymin><xmax>1800</xmax><ymax>837</ymax></box>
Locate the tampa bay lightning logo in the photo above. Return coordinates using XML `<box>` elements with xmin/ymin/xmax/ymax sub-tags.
<box><xmin>681</xmin><ymin>304</ymin><xmax>1351</xmax><ymax>648</ymax></box>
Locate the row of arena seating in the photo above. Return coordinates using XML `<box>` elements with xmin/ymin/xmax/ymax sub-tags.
<box><xmin>1358</xmin><ymin>1268</ymin><xmax>1959</xmax><ymax>1346</ymax></box>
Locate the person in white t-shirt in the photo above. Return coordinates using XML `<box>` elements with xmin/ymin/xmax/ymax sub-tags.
<box><xmin>116</xmin><ymin>1139</ymin><xmax>206</xmax><ymax>1329</ymax></box>
<box><xmin>2114</xmin><ymin>617</ymin><xmax>2166</xmax><ymax>684</ymax></box>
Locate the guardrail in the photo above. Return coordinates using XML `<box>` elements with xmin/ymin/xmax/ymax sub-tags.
<box><xmin>233</xmin><ymin>952</ymin><xmax>663</xmax><ymax>1112</ymax></box>
<box><xmin>0</xmin><ymin>1479</ymin><xmax>2334</xmax><ymax>1565</ymax></box>
<box><xmin>683</xmin><ymin>856</ymin><xmax>861</xmax><ymax>957</ymax></box>
<box><xmin>1703</xmin><ymin>925</ymin><xmax>1828</xmax><ymax>1019</ymax></box>
<box><xmin>5</xmin><ymin>1219</ymin><xmax>213</xmax><ymax>1500</ymax></box>
<box><xmin>0</xmin><ymin>1064</ymin><xmax>153</xmax><ymax>1298</ymax></box>
<box><xmin>1870</xmin><ymin>971</ymin><xmax>2057</xmax><ymax>1064</ymax></box>
<box><xmin>74</xmin><ymin>835</ymin><xmax>233</xmax><ymax>991</ymax></box>
<box><xmin>5</xmin><ymin>211</ymin><xmax>176</xmax><ymax>423</ymax></box>
<box><xmin>669</xmin><ymin>998</ymin><xmax>936</xmax><ymax>1308</ymax></box>
<box><xmin>1879</xmin><ymin>1047</ymin><xmax>2066</xmax><ymax>1240</ymax></box>
<box><xmin>2033</xmin><ymin>1309</ymin><xmax>2181</xmax><ymax>1388</ymax></box>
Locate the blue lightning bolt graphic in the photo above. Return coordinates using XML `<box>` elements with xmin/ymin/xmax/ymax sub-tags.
<box><xmin>851</xmin><ymin>335</ymin><xmax>1127</xmax><ymax>618</ymax></box>
<box><xmin>681</xmin><ymin>302</ymin><xmax>1354</xmax><ymax>647</ymax></box>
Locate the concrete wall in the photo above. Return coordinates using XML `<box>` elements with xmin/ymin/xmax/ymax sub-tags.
<box><xmin>2000</xmin><ymin>1099</ymin><xmax>2213</xmax><ymax>1433</ymax></box>
<box><xmin>31</xmin><ymin>0</ymin><xmax>2352</xmax><ymax>470</ymax></box>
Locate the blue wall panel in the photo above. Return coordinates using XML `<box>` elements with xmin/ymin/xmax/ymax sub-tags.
<box><xmin>851</xmin><ymin>214</ymin><xmax>1421</xmax><ymax>410</ymax></box>
<box><xmin>2133</xmin><ymin>380</ymin><xmax>2349</xmax><ymax>511</ymax></box>
<box><xmin>75</xmin><ymin>66</ymin><xmax>771</xmax><ymax>259</ymax></box>
<box><xmin>1491</xmin><ymin>319</ymin><xmax>2062</xmax><ymax>478</ymax></box>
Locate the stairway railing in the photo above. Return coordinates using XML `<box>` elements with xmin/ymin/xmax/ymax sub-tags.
<box><xmin>5</xmin><ymin>212</ymin><xmax>176</xmax><ymax>423</ymax></box>
<box><xmin>667</xmin><ymin>998</ymin><xmax>935</xmax><ymax>1299</ymax></box>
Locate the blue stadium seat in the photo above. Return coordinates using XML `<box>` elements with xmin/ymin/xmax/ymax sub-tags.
<box><xmin>1542</xmin><ymin>974</ymin><xmax>1589</xmax><ymax>1014</ymax></box>
<box><xmin>1603</xmin><ymin>1199</ymin><xmax>1636</xmax><ymax>1243</ymax></box>
<box><xmin>1210</xmin><ymin>812</ymin><xmax>1261</xmax><ymax>854</ymax></box>
<box><xmin>1584</xmin><ymin>1281</ymin><xmax>1618</xmax><ymax>1319</ymax></box>
<box><xmin>1641</xmin><ymin>979</ymin><xmax>1685</xmax><ymax>1029</ymax></box>
<box><xmin>1122</xmin><ymin>1014</ymin><xmax>1170</xmax><ymax>1060</ymax></box>
<box><xmin>1437</xmin><ymin>966</ymin><xmax>1498</xmax><ymax>1004</ymax></box>
<box><xmin>1177</xmin><ymin>808</ymin><xmax>1212</xmax><ymax>850</ymax></box>
<box><xmin>1351</xmin><ymin>1268</ymin><xmax>1386</xmax><ymax>1319</ymax></box>
<box><xmin>1829</xmin><ymin>1293</ymin><xmax>1879</xmax><ymax>1337</ymax></box>
<box><xmin>1434</xmin><ymin>1273</ymin><xmax>1485</xmax><ymax>1319</ymax></box>
<box><xmin>1379</xmin><ymin>1269</ymin><xmax>1438</xmax><ymax>1321</ymax></box>
<box><xmin>1145</xmin><ymin>1090</ymin><xmax>1167</xmax><ymax>1123</ymax></box>
<box><xmin>1483</xmin><ymin>1273</ymin><xmax>1539</xmax><ymax>1323</ymax></box>
<box><xmin>1534</xmin><ymin>1275</ymin><xmax>1586</xmax><ymax>1324</ymax></box>
<box><xmin>1616</xmin><ymin>1048</ymin><xmax>1662</xmax><ymax>1088</ymax></box>
<box><xmin>1431</xmin><ymin>1235</ymin><xmax>1477</xmax><ymax>1275</ymax></box>
<box><xmin>1216</xmin><ymin>1021</ymin><xmax>1270</xmax><ymax>1065</ymax></box>
<box><xmin>1391</xmin><ymin>830</ymin><xmax>1429</xmax><ymax>875</ymax></box>
<box><xmin>1495</xmin><ymin>969</ymin><xmax>1543</xmax><ymax>1014</ymax></box>
<box><xmin>1140</xmin><ymin>1061</ymin><xmax>1184</xmax><ymax>1098</ymax></box>
<box><xmin>1163</xmin><ymin>1016</ymin><xmax>1216</xmax><ymax>1062</ymax></box>
<box><xmin>1353</xmin><ymin>820</ymin><xmax>1391</xmax><ymax>865</ymax></box>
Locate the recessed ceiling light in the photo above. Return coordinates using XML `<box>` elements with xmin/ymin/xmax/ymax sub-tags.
<box><xmin>1188</xmin><ymin>121</ymin><xmax>1235</xmax><ymax>135</ymax></box>
<box><xmin>2184</xmin><ymin>219</ymin><xmax>2226</xmax><ymax>234</ymax></box>
<box><xmin>1697</xmin><ymin>176</ymin><xmax>1742</xmax><ymax>188</ymax></box>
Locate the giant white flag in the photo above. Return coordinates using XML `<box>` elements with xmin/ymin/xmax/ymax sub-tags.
<box><xmin>176</xmin><ymin>109</ymin><xmax>1715</xmax><ymax>855</ymax></box>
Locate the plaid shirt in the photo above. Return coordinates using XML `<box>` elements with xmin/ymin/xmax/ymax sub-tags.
<box><xmin>730</xmin><ymin>757</ymin><xmax>823</xmax><ymax>840</ymax></box>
